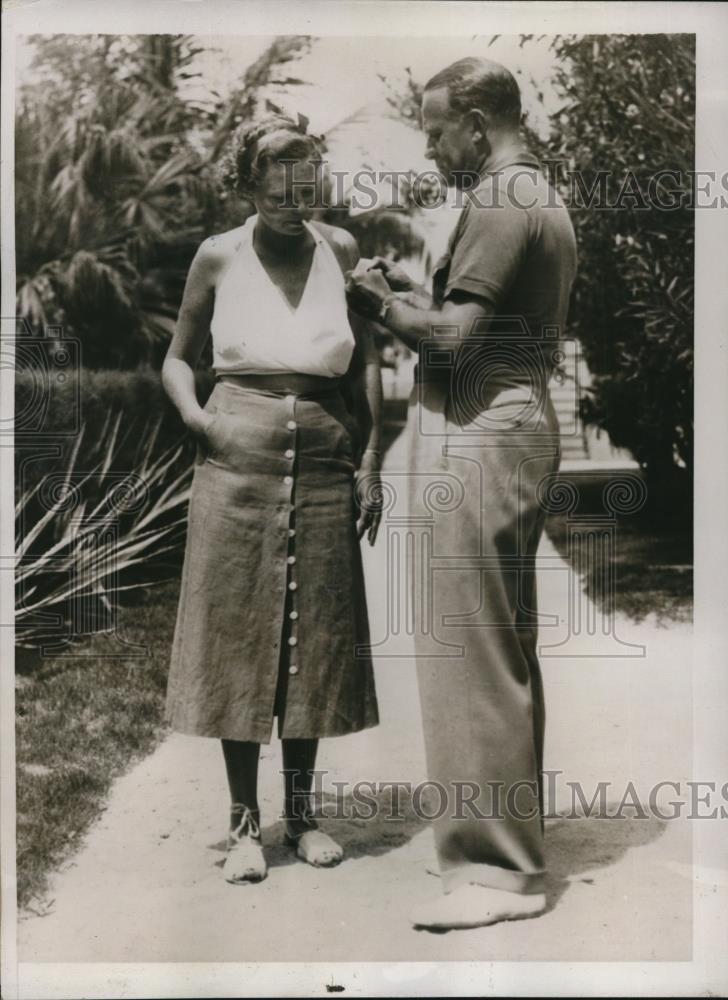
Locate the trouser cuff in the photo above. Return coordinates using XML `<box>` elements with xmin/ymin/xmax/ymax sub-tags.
<box><xmin>441</xmin><ymin>862</ymin><xmax>546</xmax><ymax>895</ymax></box>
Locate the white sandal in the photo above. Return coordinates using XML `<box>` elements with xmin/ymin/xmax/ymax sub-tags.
<box><xmin>223</xmin><ymin>806</ymin><xmax>267</xmax><ymax>884</ymax></box>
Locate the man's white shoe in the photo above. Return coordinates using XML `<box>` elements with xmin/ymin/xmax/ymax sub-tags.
<box><xmin>410</xmin><ymin>884</ymin><xmax>546</xmax><ymax>930</ymax></box>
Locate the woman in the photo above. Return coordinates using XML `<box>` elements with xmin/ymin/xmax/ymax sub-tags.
<box><xmin>162</xmin><ymin>113</ymin><xmax>382</xmax><ymax>885</ymax></box>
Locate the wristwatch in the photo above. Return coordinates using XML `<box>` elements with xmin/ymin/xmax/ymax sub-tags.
<box><xmin>378</xmin><ymin>293</ymin><xmax>397</xmax><ymax>326</ymax></box>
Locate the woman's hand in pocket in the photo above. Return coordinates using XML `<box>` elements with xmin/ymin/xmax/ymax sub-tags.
<box><xmin>185</xmin><ymin>408</ymin><xmax>216</xmax><ymax>451</ymax></box>
<box><xmin>355</xmin><ymin>449</ymin><xmax>383</xmax><ymax>546</ymax></box>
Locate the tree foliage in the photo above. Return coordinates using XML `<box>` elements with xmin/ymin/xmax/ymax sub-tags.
<box><xmin>16</xmin><ymin>34</ymin><xmax>309</xmax><ymax>368</ymax></box>
<box><xmin>536</xmin><ymin>34</ymin><xmax>695</xmax><ymax>484</ymax></box>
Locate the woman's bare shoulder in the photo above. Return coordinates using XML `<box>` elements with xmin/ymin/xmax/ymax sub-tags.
<box><xmin>187</xmin><ymin>225</ymin><xmax>250</xmax><ymax>289</ymax></box>
<box><xmin>197</xmin><ymin>224</ymin><xmax>249</xmax><ymax>264</ymax></box>
<box><xmin>310</xmin><ymin>220</ymin><xmax>360</xmax><ymax>271</ymax></box>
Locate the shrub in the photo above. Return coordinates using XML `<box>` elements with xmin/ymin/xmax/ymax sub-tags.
<box><xmin>15</xmin><ymin>365</ymin><xmax>215</xmax><ymax>498</ymax></box>
<box><xmin>537</xmin><ymin>34</ymin><xmax>694</xmax><ymax>491</ymax></box>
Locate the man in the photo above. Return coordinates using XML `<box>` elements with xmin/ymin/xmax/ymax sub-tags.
<box><xmin>346</xmin><ymin>57</ymin><xmax>577</xmax><ymax>930</ymax></box>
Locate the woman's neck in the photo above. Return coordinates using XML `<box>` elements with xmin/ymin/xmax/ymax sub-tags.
<box><xmin>253</xmin><ymin>216</ymin><xmax>311</xmax><ymax>259</ymax></box>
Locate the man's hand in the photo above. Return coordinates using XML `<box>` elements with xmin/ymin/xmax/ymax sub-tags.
<box><xmin>369</xmin><ymin>256</ymin><xmax>416</xmax><ymax>292</ymax></box>
<box><xmin>355</xmin><ymin>450</ymin><xmax>383</xmax><ymax>546</ymax></box>
<box><xmin>345</xmin><ymin>266</ymin><xmax>393</xmax><ymax>320</ymax></box>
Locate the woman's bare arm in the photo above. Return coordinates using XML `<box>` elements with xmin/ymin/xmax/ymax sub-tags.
<box><xmin>161</xmin><ymin>238</ymin><xmax>226</xmax><ymax>433</ymax></box>
<box><xmin>313</xmin><ymin>221</ymin><xmax>384</xmax><ymax>456</ymax></box>
<box><xmin>342</xmin><ymin>240</ymin><xmax>384</xmax><ymax>544</ymax></box>
<box><xmin>347</xmin><ymin>308</ymin><xmax>383</xmax><ymax>455</ymax></box>
<box><xmin>312</xmin><ymin>220</ymin><xmax>383</xmax><ymax>543</ymax></box>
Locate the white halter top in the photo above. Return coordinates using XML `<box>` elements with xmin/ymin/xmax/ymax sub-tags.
<box><xmin>210</xmin><ymin>215</ymin><xmax>355</xmax><ymax>377</ymax></box>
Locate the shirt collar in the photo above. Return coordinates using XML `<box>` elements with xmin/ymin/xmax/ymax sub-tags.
<box><xmin>477</xmin><ymin>144</ymin><xmax>540</xmax><ymax>178</ymax></box>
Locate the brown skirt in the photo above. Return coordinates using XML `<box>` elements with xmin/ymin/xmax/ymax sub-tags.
<box><xmin>165</xmin><ymin>379</ymin><xmax>379</xmax><ymax>743</ymax></box>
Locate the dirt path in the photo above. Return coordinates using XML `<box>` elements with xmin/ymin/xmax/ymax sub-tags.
<box><xmin>18</xmin><ymin>431</ymin><xmax>695</xmax><ymax>964</ymax></box>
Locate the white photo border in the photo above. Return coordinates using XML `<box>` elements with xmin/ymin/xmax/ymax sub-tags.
<box><xmin>2</xmin><ymin>1</ymin><xmax>727</xmax><ymax>997</ymax></box>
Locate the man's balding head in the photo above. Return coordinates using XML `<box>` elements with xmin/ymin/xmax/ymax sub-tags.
<box><xmin>424</xmin><ymin>57</ymin><xmax>522</xmax><ymax>128</ymax></box>
<box><xmin>420</xmin><ymin>57</ymin><xmax>523</xmax><ymax>188</ymax></box>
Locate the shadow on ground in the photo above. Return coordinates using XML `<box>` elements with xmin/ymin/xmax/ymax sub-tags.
<box><xmin>208</xmin><ymin>790</ymin><xmax>669</xmax><ymax>893</ymax></box>
<box><xmin>209</xmin><ymin>789</ymin><xmax>428</xmax><ymax>871</ymax></box>
<box><xmin>543</xmin><ymin>812</ymin><xmax>668</xmax><ymax>910</ymax></box>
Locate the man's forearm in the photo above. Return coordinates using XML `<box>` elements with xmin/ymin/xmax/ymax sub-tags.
<box><xmin>385</xmin><ymin>297</ymin><xmax>444</xmax><ymax>352</ymax></box>
<box><xmin>398</xmin><ymin>287</ymin><xmax>434</xmax><ymax>310</ymax></box>
<box><xmin>346</xmin><ymin>267</ymin><xmax>493</xmax><ymax>354</ymax></box>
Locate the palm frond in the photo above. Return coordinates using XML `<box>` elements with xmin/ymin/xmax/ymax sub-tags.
<box><xmin>15</xmin><ymin>408</ymin><xmax>194</xmax><ymax>647</ymax></box>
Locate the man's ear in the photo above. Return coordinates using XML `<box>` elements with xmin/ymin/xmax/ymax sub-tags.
<box><xmin>465</xmin><ymin>108</ymin><xmax>489</xmax><ymax>144</ymax></box>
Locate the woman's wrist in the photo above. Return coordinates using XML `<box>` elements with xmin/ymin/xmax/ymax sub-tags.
<box><xmin>183</xmin><ymin>405</ymin><xmax>210</xmax><ymax>431</ymax></box>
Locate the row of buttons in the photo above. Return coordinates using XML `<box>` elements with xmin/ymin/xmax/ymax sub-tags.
<box><xmin>285</xmin><ymin>405</ymin><xmax>299</xmax><ymax>676</ymax></box>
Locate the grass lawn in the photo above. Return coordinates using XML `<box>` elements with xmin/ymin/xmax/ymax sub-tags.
<box><xmin>15</xmin><ymin>581</ymin><xmax>181</xmax><ymax>912</ymax></box>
